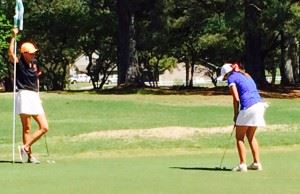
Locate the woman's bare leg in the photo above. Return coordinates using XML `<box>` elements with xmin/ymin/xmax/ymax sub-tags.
<box><xmin>235</xmin><ymin>126</ymin><xmax>248</xmax><ymax>164</ymax></box>
<box><xmin>246</xmin><ymin>126</ymin><xmax>260</xmax><ymax>163</ymax></box>
<box><xmin>23</xmin><ymin>114</ymin><xmax>48</xmax><ymax>150</ymax></box>
<box><xmin>20</xmin><ymin>114</ymin><xmax>32</xmax><ymax>155</ymax></box>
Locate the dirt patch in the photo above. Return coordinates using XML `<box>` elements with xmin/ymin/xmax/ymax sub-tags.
<box><xmin>72</xmin><ymin>124</ymin><xmax>295</xmax><ymax>141</ymax></box>
<box><xmin>73</xmin><ymin>126</ymin><xmax>231</xmax><ymax>141</ymax></box>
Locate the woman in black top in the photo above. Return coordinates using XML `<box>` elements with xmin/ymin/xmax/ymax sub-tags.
<box><xmin>8</xmin><ymin>28</ymin><xmax>49</xmax><ymax>164</ymax></box>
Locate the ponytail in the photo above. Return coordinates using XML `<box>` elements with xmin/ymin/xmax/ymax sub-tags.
<box><xmin>231</xmin><ymin>63</ymin><xmax>251</xmax><ymax>78</ymax></box>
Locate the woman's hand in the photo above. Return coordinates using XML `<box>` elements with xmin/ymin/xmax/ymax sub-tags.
<box><xmin>12</xmin><ymin>28</ymin><xmax>19</xmax><ymax>37</ymax></box>
<box><xmin>8</xmin><ymin>28</ymin><xmax>19</xmax><ymax>63</ymax></box>
<box><xmin>233</xmin><ymin>113</ymin><xmax>238</xmax><ymax>123</ymax></box>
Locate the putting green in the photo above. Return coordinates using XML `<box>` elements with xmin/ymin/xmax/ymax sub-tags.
<box><xmin>0</xmin><ymin>146</ymin><xmax>299</xmax><ymax>194</ymax></box>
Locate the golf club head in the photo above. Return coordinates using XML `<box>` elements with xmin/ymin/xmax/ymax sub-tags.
<box><xmin>215</xmin><ymin>165</ymin><xmax>231</xmax><ymax>171</ymax></box>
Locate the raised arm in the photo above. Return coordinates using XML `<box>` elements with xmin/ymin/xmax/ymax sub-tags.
<box><xmin>8</xmin><ymin>28</ymin><xmax>19</xmax><ymax>64</ymax></box>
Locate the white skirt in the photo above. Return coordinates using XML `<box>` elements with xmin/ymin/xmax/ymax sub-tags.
<box><xmin>236</xmin><ymin>102</ymin><xmax>268</xmax><ymax>127</ymax></box>
<box><xmin>16</xmin><ymin>90</ymin><xmax>45</xmax><ymax>115</ymax></box>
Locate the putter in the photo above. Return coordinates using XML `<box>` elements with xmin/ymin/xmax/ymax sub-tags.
<box><xmin>44</xmin><ymin>135</ymin><xmax>55</xmax><ymax>164</ymax></box>
<box><xmin>44</xmin><ymin>134</ymin><xmax>49</xmax><ymax>156</ymax></box>
<box><xmin>216</xmin><ymin>125</ymin><xmax>236</xmax><ymax>170</ymax></box>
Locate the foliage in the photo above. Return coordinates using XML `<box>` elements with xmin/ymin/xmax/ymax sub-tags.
<box><xmin>162</xmin><ymin>0</ymin><xmax>237</xmax><ymax>86</ymax></box>
<box><xmin>22</xmin><ymin>0</ymin><xmax>89</xmax><ymax>90</ymax></box>
<box><xmin>80</xmin><ymin>0</ymin><xmax>117</xmax><ymax>89</ymax></box>
<box><xmin>1</xmin><ymin>0</ymin><xmax>117</xmax><ymax>90</ymax></box>
<box><xmin>0</xmin><ymin>0</ymin><xmax>299</xmax><ymax>90</ymax></box>
<box><xmin>0</xmin><ymin>11</ymin><xmax>11</xmax><ymax>51</ymax></box>
<box><xmin>245</xmin><ymin>0</ymin><xmax>300</xmax><ymax>86</ymax></box>
<box><xmin>149</xmin><ymin>56</ymin><xmax>178</xmax><ymax>72</ymax></box>
<box><xmin>0</xmin><ymin>9</ymin><xmax>12</xmax><ymax>80</ymax></box>
<box><xmin>285</xmin><ymin>2</ymin><xmax>300</xmax><ymax>42</ymax></box>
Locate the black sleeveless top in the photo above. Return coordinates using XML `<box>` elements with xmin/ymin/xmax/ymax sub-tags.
<box><xmin>16</xmin><ymin>56</ymin><xmax>38</xmax><ymax>92</ymax></box>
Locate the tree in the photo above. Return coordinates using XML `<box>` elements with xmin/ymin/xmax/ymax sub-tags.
<box><xmin>0</xmin><ymin>9</ymin><xmax>12</xmax><ymax>84</ymax></box>
<box><xmin>134</xmin><ymin>0</ymin><xmax>175</xmax><ymax>87</ymax></box>
<box><xmin>0</xmin><ymin>1</ymin><xmax>14</xmax><ymax>90</ymax></box>
<box><xmin>22</xmin><ymin>0</ymin><xmax>89</xmax><ymax>90</ymax></box>
<box><xmin>79</xmin><ymin>0</ymin><xmax>117</xmax><ymax>89</ymax></box>
<box><xmin>1</xmin><ymin>0</ymin><xmax>299</xmax><ymax>91</ymax></box>
<box><xmin>116</xmin><ymin>0</ymin><xmax>149</xmax><ymax>87</ymax></box>
<box><xmin>278</xmin><ymin>2</ymin><xmax>300</xmax><ymax>85</ymax></box>
<box><xmin>116</xmin><ymin>0</ymin><xmax>130</xmax><ymax>85</ymax></box>
<box><xmin>243</xmin><ymin>0</ymin><xmax>267</xmax><ymax>87</ymax></box>
<box><xmin>167</xmin><ymin>0</ymin><xmax>232</xmax><ymax>87</ymax></box>
<box><xmin>243</xmin><ymin>0</ymin><xmax>300</xmax><ymax>87</ymax></box>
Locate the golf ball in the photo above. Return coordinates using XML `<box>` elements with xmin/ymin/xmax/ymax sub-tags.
<box><xmin>47</xmin><ymin>160</ymin><xmax>56</xmax><ymax>164</ymax></box>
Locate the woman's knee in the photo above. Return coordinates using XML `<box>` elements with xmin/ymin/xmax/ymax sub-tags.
<box><xmin>246</xmin><ymin>127</ymin><xmax>257</xmax><ymax>141</ymax></box>
<box><xmin>39</xmin><ymin>121</ymin><xmax>49</xmax><ymax>133</ymax></box>
<box><xmin>33</xmin><ymin>114</ymin><xmax>49</xmax><ymax>133</ymax></box>
<box><xmin>23</xmin><ymin>126</ymin><xmax>31</xmax><ymax>134</ymax></box>
<box><xmin>235</xmin><ymin>126</ymin><xmax>247</xmax><ymax>141</ymax></box>
<box><xmin>235</xmin><ymin>133</ymin><xmax>245</xmax><ymax>141</ymax></box>
<box><xmin>40</xmin><ymin>125</ymin><xmax>49</xmax><ymax>134</ymax></box>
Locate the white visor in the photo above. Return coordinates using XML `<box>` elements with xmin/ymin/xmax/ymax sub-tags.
<box><xmin>217</xmin><ymin>63</ymin><xmax>233</xmax><ymax>81</ymax></box>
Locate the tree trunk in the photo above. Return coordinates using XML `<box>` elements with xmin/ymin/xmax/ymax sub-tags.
<box><xmin>116</xmin><ymin>0</ymin><xmax>130</xmax><ymax>85</ymax></box>
<box><xmin>280</xmin><ymin>32</ymin><xmax>297</xmax><ymax>85</ymax></box>
<box><xmin>185</xmin><ymin>61</ymin><xmax>190</xmax><ymax>87</ymax></box>
<box><xmin>189</xmin><ymin>62</ymin><xmax>195</xmax><ymax>88</ymax></box>
<box><xmin>280</xmin><ymin>30</ymin><xmax>289</xmax><ymax>85</ymax></box>
<box><xmin>270</xmin><ymin>60</ymin><xmax>277</xmax><ymax>85</ymax></box>
<box><xmin>154</xmin><ymin>60</ymin><xmax>159</xmax><ymax>87</ymax></box>
<box><xmin>284</xmin><ymin>59</ymin><xmax>294</xmax><ymax>85</ymax></box>
<box><xmin>244</xmin><ymin>0</ymin><xmax>267</xmax><ymax>88</ymax></box>
<box><xmin>291</xmin><ymin>37</ymin><xmax>299</xmax><ymax>83</ymax></box>
<box><xmin>126</xmin><ymin>15</ymin><xmax>142</xmax><ymax>85</ymax></box>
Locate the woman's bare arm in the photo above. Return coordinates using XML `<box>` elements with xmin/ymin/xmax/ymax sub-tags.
<box><xmin>8</xmin><ymin>28</ymin><xmax>19</xmax><ymax>64</ymax></box>
<box><xmin>229</xmin><ymin>84</ymin><xmax>240</xmax><ymax>122</ymax></box>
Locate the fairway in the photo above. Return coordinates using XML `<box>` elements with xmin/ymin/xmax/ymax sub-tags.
<box><xmin>0</xmin><ymin>92</ymin><xmax>300</xmax><ymax>194</ymax></box>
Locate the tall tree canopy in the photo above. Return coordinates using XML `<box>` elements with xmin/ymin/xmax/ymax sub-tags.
<box><xmin>0</xmin><ymin>0</ymin><xmax>299</xmax><ymax>90</ymax></box>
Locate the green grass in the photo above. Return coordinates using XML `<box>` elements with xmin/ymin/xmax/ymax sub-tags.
<box><xmin>0</xmin><ymin>92</ymin><xmax>300</xmax><ymax>194</ymax></box>
<box><xmin>1</xmin><ymin>148</ymin><xmax>300</xmax><ymax>194</ymax></box>
<box><xmin>0</xmin><ymin>92</ymin><xmax>235</xmax><ymax>138</ymax></box>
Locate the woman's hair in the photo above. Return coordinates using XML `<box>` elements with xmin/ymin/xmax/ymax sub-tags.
<box><xmin>231</xmin><ymin>62</ymin><xmax>251</xmax><ymax>78</ymax></box>
<box><xmin>239</xmin><ymin>70</ymin><xmax>251</xmax><ymax>78</ymax></box>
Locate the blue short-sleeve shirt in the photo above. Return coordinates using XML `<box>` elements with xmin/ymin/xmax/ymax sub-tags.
<box><xmin>227</xmin><ymin>72</ymin><xmax>261</xmax><ymax>110</ymax></box>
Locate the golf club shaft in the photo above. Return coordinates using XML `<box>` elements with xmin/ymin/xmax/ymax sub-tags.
<box><xmin>12</xmin><ymin>39</ymin><xmax>17</xmax><ymax>163</ymax></box>
<box><xmin>219</xmin><ymin>125</ymin><xmax>236</xmax><ymax>168</ymax></box>
<box><xmin>44</xmin><ymin>134</ymin><xmax>49</xmax><ymax>156</ymax></box>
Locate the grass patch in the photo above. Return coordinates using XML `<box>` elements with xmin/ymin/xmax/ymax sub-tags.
<box><xmin>0</xmin><ymin>92</ymin><xmax>300</xmax><ymax>194</ymax></box>
<box><xmin>1</xmin><ymin>148</ymin><xmax>300</xmax><ymax>194</ymax></box>
<box><xmin>1</xmin><ymin>92</ymin><xmax>300</xmax><ymax>156</ymax></box>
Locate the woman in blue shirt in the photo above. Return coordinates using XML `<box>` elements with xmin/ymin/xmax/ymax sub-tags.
<box><xmin>219</xmin><ymin>63</ymin><xmax>267</xmax><ymax>172</ymax></box>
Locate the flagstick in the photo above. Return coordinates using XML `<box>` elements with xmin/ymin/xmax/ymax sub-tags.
<box><xmin>12</xmin><ymin>38</ymin><xmax>17</xmax><ymax>163</ymax></box>
<box><xmin>13</xmin><ymin>0</ymin><xmax>24</xmax><ymax>164</ymax></box>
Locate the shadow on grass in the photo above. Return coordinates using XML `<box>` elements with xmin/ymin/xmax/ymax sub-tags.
<box><xmin>170</xmin><ymin>166</ymin><xmax>232</xmax><ymax>172</ymax></box>
<box><xmin>62</xmin><ymin>85</ymin><xmax>230</xmax><ymax>95</ymax></box>
<box><xmin>61</xmin><ymin>84</ymin><xmax>300</xmax><ymax>98</ymax></box>
<box><xmin>0</xmin><ymin>160</ymin><xmax>23</xmax><ymax>164</ymax></box>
